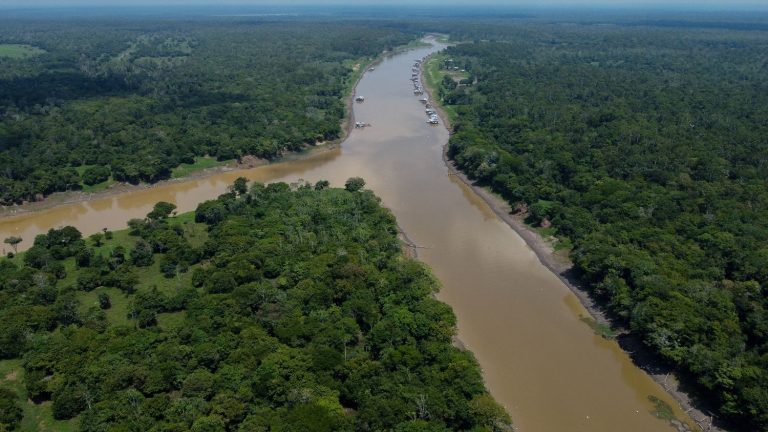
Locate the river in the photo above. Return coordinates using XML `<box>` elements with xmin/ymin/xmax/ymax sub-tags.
<box><xmin>1</xmin><ymin>38</ymin><xmax>695</xmax><ymax>432</ymax></box>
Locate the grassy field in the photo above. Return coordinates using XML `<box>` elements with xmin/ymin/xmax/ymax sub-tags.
<box><xmin>0</xmin><ymin>44</ymin><xmax>46</xmax><ymax>59</ymax></box>
<box><xmin>72</xmin><ymin>157</ymin><xmax>229</xmax><ymax>192</ymax></box>
<box><xmin>390</xmin><ymin>38</ymin><xmax>431</xmax><ymax>55</ymax></box>
<box><xmin>1</xmin><ymin>211</ymin><xmax>210</xmax><ymax>429</ymax></box>
<box><xmin>0</xmin><ymin>359</ymin><xmax>78</xmax><ymax>432</ymax></box>
<box><xmin>74</xmin><ymin>165</ymin><xmax>115</xmax><ymax>193</ymax></box>
<box><xmin>423</xmin><ymin>53</ymin><xmax>461</xmax><ymax>124</ymax></box>
<box><xmin>171</xmin><ymin>156</ymin><xmax>228</xmax><ymax>179</ymax></box>
<box><xmin>342</xmin><ymin>56</ymin><xmax>374</xmax><ymax>102</ymax></box>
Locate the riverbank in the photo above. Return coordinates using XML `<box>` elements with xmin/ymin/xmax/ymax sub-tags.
<box><xmin>420</xmin><ymin>50</ymin><xmax>721</xmax><ymax>432</ymax></box>
<box><xmin>0</xmin><ymin>39</ymin><xmax>404</xmax><ymax>221</ymax></box>
<box><xmin>0</xmin><ymin>143</ymin><xmax>341</xmax><ymax>220</ymax></box>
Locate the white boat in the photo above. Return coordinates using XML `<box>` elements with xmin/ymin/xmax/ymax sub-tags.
<box><xmin>355</xmin><ymin>95</ymin><xmax>365</xmax><ymax>102</ymax></box>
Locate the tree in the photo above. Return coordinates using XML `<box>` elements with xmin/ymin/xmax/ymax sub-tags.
<box><xmin>147</xmin><ymin>202</ymin><xmax>177</xmax><ymax>221</ymax></box>
<box><xmin>89</xmin><ymin>233</ymin><xmax>104</xmax><ymax>247</ymax></box>
<box><xmin>469</xmin><ymin>394</ymin><xmax>513</xmax><ymax>431</ymax></box>
<box><xmin>0</xmin><ymin>387</ymin><xmax>23</xmax><ymax>431</ymax></box>
<box><xmin>192</xmin><ymin>415</ymin><xmax>227</xmax><ymax>432</ymax></box>
<box><xmin>195</xmin><ymin>200</ymin><xmax>227</xmax><ymax>225</ymax></box>
<box><xmin>131</xmin><ymin>240</ymin><xmax>154</xmax><ymax>267</ymax></box>
<box><xmin>344</xmin><ymin>177</ymin><xmax>365</xmax><ymax>192</ymax></box>
<box><xmin>81</xmin><ymin>166</ymin><xmax>111</xmax><ymax>186</ymax></box>
<box><xmin>3</xmin><ymin>237</ymin><xmax>21</xmax><ymax>253</ymax></box>
<box><xmin>52</xmin><ymin>383</ymin><xmax>86</xmax><ymax>420</ymax></box>
<box><xmin>232</xmin><ymin>177</ymin><xmax>248</xmax><ymax>195</ymax></box>
<box><xmin>98</xmin><ymin>292</ymin><xmax>111</xmax><ymax>310</ymax></box>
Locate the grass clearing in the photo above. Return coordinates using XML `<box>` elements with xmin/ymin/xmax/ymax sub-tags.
<box><xmin>648</xmin><ymin>395</ymin><xmax>677</xmax><ymax>421</ymax></box>
<box><xmin>580</xmin><ymin>316</ymin><xmax>617</xmax><ymax>340</ymax></box>
<box><xmin>73</xmin><ymin>165</ymin><xmax>115</xmax><ymax>193</ymax></box>
<box><xmin>0</xmin><ymin>359</ymin><xmax>78</xmax><ymax>432</ymax></box>
<box><xmin>80</xmin><ymin>179</ymin><xmax>115</xmax><ymax>193</ymax></box>
<box><xmin>136</xmin><ymin>259</ymin><xmax>195</xmax><ymax>296</ymax></box>
<box><xmin>171</xmin><ymin>156</ymin><xmax>228</xmax><ymax>179</ymax></box>
<box><xmin>158</xmin><ymin>311</ymin><xmax>186</xmax><ymax>330</ymax></box>
<box><xmin>77</xmin><ymin>287</ymin><xmax>131</xmax><ymax>326</ymax></box>
<box><xmin>423</xmin><ymin>54</ymin><xmax>460</xmax><ymax>124</ymax></box>
<box><xmin>390</xmin><ymin>38</ymin><xmax>431</xmax><ymax>55</ymax></box>
<box><xmin>0</xmin><ymin>44</ymin><xmax>46</xmax><ymax>59</ymax></box>
<box><xmin>342</xmin><ymin>56</ymin><xmax>373</xmax><ymax>100</ymax></box>
<box><xmin>0</xmin><ymin>212</ymin><xmax>209</xmax><ymax>428</ymax></box>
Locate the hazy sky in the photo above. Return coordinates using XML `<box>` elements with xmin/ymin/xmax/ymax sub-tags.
<box><xmin>1</xmin><ymin>0</ymin><xmax>767</xmax><ymax>11</ymax></box>
<box><xmin>0</xmin><ymin>0</ymin><xmax>766</xmax><ymax>6</ymax></box>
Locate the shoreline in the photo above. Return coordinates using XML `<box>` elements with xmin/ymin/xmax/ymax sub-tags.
<box><xmin>0</xmin><ymin>46</ymin><xmax>388</xmax><ymax>221</ymax></box>
<box><xmin>0</xmin><ymin>144</ymin><xmax>340</xmax><ymax>220</ymax></box>
<box><xmin>420</xmin><ymin>50</ymin><xmax>721</xmax><ymax>432</ymax></box>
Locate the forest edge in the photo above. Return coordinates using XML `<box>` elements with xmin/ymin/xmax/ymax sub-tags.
<box><xmin>419</xmin><ymin>47</ymin><xmax>722</xmax><ymax>432</ymax></box>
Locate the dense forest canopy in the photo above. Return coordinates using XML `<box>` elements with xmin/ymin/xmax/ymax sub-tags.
<box><xmin>0</xmin><ymin>180</ymin><xmax>511</xmax><ymax>431</ymax></box>
<box><xmin>431</xmin><ymin>22</ymin><xmax>768</xmax><ymax>431</ymax></box>
<box><xmin>0</xmin><ymin>19</ymin><xmax>415</xmax><ymax>204</ymax></box>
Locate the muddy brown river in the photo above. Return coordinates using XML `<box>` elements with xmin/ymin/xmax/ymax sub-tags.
<box><xmin>1</xmin><ymin>39</ymin><xmax>696</xmax><ymax>431</ymax></box>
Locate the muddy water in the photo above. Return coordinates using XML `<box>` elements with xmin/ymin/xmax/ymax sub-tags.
<box><xmin>1</xmin><ymin>39</ymin><xmax>695</xmax><ymax>431</ymax></box>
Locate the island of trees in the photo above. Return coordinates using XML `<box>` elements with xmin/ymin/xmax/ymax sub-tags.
<box><xmin>0</xmin><ymin>179</ymin><xmax>511</xmax><ymax>431</ymax></box>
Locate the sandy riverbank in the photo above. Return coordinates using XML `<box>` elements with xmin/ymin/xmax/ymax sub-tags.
<box><xmin>0</xmin><ymin>143</ymin><xmax>341</xmax><ymax>220</ymax></box>
<box><xmin>419</xmin><ymin>49</ymin><xmax>723</xmax><ymax>432</ymax></box>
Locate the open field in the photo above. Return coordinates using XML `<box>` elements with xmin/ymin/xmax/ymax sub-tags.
<box><xmin>0</xmin><ymin>44</ymin><xmax>46</xmax><ymax>59</ymax></box>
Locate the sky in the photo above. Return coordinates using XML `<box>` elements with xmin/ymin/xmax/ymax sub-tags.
<box><xmin>0</xmin><ymin>0</ymin><xmax>766</xmax><ymax>8</ymax></box>
<box><xmin>0</xmin><ymin>0</ymin><xmax>768</xmax><ymax>12</ymax></box>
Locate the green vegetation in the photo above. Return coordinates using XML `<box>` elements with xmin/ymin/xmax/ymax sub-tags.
<box><xmin>74</xmin><ymin>165</ymin><xmax>115</xmax><ymax>193</ymax></box>
<box><xmin>0</xmin><ymin>178</ymin><xmax>511</xmax><ymax>431</ymax></box>
<box><xmin>0</xmin><ymin>20</ymin><xmax>416</xmax><ymax>205</ymax></box>
<box><xmin>170</xmin><ymin>157</ymin><xmax>229</xmax><ymax>179</ymax></box>
<box><xmin>648</xmin><ymin>396</ymin><xmax>677</xmax><ymax>421</ymax></box>
<box><xmin>0</xmin><ymin>44</ymin><xmax>46</xmax><ymax>59</ymax></box>
<box><xmin>390</xmin><ymin>38</ymin><xmax>431</xmax><ymax>55</ymax></box>
<box><xmin>423</xmin><ymin>54</ymin><xmax>466</xmax><ymax>125</ymax></box>
<box><xmin>340</xmin><ymin>57</ymin><xmax>373</xmax><ymax>110</ymax></box>
<box><xmin>0</xmin><ymin>359</ymin><xmax>78</xmax><ymax>432</ymax></box>
<box><xmin>579</xmin><ymin>317</ymin><xmax>617</xmax><ymax>340</ymax></box>
<box><xmin>436</xmin><ymin>23</ymin><xmax>768</xmax><ymax>431</ymax></box>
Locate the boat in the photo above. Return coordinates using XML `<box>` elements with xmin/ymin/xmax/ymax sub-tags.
<box><xmin>419</xmin><ymin>97</ymin><xmax>428</xmax><ymax>104</ymax></box>
<box><xmin>368</xmin><ymin>67</ymin><xmax>375</xmax><ymax>72</ymax></box>
<box><xmin>355</xmin><ymin>95</ymin><xmax>365</xmax><ymax>103</ymax></box>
